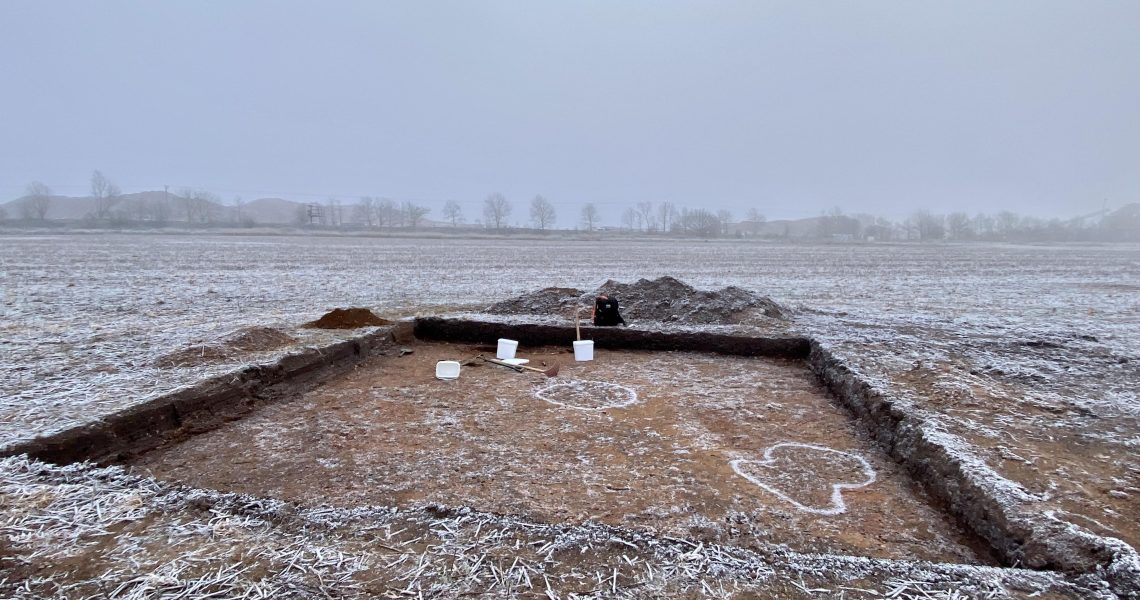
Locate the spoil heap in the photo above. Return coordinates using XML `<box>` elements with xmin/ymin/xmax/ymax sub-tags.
<box><xmin>486</xmin><ymin>276</ymin><xmax>788</xmax><ymax>325</ymax></box>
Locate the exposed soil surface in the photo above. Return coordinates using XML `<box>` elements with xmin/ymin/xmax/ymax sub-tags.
<box><xmin>303</xmin><ymin>307</ymin><xmax>391</xmax><ymax>329</ymax></box>
<box><xmin>133</xmin><ymin>342</ymin><xmax>992</xmax><ymax>565</ymax></box>
<box><xmin>486</xmin><ymin>276</ymin><xmax>788</xmax><ymax>325</ymax></box>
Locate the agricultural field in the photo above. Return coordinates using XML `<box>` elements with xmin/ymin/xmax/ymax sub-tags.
<box><xmin>1</xmin><ymin>233</ymin><xmax>1138</xmax><ymax>598</ymax></box>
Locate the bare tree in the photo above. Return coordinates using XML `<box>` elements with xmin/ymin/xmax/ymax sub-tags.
<box><xmin>483</xmin><ymin>193</ymin><xmax>512</xmax><ymax>229</ymax></box>
<box><xmin>177</xmin><ymin>188</ymin><xmax>198</xmax><ymax>223</ymax></box>
<box><xmin>636</xmin><ymin>201</ymin><xmax>655</xmax><ymax>232</ymax></box>
<box><xmin>946</xmin><ymin>212</ymin><xmax>972</xmax><ymax>240</ymax></box>
<box><xmin>324</xmin><ymin>198</ymin><xmax>344</xmax><ymax>227</ymax></box>
<box><xmin>377</xmin><ymin>198</ymin><xmax>398</xmax><ymax>228</ymax></box>
<box><xmin>202</xmin><ymin>191</ymin><xmax>222</xmax><ymax>224</ymax></box>
<box><xmin>657</xmin><ymin>201</ymin><xmax>676</xmax><ymax>233</ymax></box>
<box><xmin>996</xmin><ymin>211</ymin><xmax>1020</xmax><ymax>237</ymax></box>
<box><xmin>24</xmin><ymin>181</ymin><xmax>52</xmax><ymax>221</ymax></box>
<box><xmin>529</xmin><ymin>195</ymin><xmax>556</xmax><ymax>231</ymax></box>
<box><xmin>230</xmin><ymin>196</ymin><xmax>253</xmax><ymax>227</ymax></box>
<box><xmin>621</xmin><ymin>207</ymin><xmax>637</xmax><ymax>231</ymax></box>
<box><xmin>911</xmin><ymin>210</ymin><xmax>945</xmax><ymax>241</ymax></box>
<box><xmin>403</xmin><ymin>201</ymin><xmax>430</xmax><ymax>228</ymax></box>
<box><xmin>442</xmin><ymin>200</ymin><xmax>463</xmax><ymax>226</ymax></box>
<box><xmin>355</xmin><ymin>197</ymin><xmax>376</xmax><ymax>227</ymax></box>
<box><xmin>151</xmin><ymin>195</ymin><xmax>171</xmax><ymax>225</ymax></box>
<box><xmin>973</xmin><ymin>212</ymin><xmax>995</xmax><ymax>238</ymax></box>
<box><xmin>679</xmin><ymin>208</ymin><xmax>720</xmax><ymax>237</ymax></box>
<box><xmin>390</xmin><ymin>201</ymin><xmax>408</xmax><ymax>227</ymax></box>
<box><xmin>581</xmin><ymin>203</ymin><xmax>600</xmax><ymax>231</ymax></box>
<box><xmin>176</xmin><ymin>188</ymin><xmax>220</xmax><ymax>225</ymax></box>
<box><xmin>745</xmin><ymin>207</ymin><xmax>765</xmax><ymax>236</ymax></box>
<box><xmin>90</xmin><ymin>170</ymin><xmax>120</xmax><ymax>220</ymax></box>
<box><xmin>716</xmin><ymin>209</ymin><xmax>733</xmax><ymax>236</ymax></box>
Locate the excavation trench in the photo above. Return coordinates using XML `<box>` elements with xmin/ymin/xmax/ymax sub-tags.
<box><xmin>3</xmin><ymin>316</ymin><xmax>1136</xmax><ymax>594</ymax></box>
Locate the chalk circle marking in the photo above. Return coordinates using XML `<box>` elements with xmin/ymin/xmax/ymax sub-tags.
<box><xmin>730</xmin><ymin>442</ymin><xmax>877</xmax><ymax>516</ymax></box>
<box><xmin>534</xmin><ymin>380</ymin><xmax>639</xmax><ymax>411</ymax></box>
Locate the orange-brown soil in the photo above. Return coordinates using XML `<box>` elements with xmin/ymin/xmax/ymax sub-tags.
<box><xmin>133</xmin><ymin>342</ymin><xmax>993</xmax><ymax>564</ymax></box>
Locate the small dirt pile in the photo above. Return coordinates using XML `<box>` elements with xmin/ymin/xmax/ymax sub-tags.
<box><xmin>156</xmin><ymin>326</ymin><xmax>298</xmax><ymax>368</ymax></box>
<box><xmin>304</xmin><ymin>308</ymin><xmax>391</xmax><ymax>329</ymax></box>
<box><xmin>486</xmin><ymin>276</ymin><xmax>788</xmax><ymax>325</ymax></box>
<box><xmin>225</xmin><ymin>326</ymin><xmax>298</xmax><ymax>352</ymax></box>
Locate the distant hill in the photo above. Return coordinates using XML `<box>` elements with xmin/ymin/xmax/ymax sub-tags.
<box><xmin>1</xmin><ymin>194</ymin><xmax>95</xmax><ymax>220</ymax></box>
<box><xmin>1101</xmin><ymin>203</ymin><xmax>1140</xmax><ymax>240</ymax></box>
<box><xmin>1</xmin><ymin>191</ymin><xmax>190</xmax><ymax>221</ymax></box>
<box><xmin>242</xmin><ymin>197</ymin><xmax>305</xmax><ymax>224</ymax></box>
<box><xmin>0</xmin><ymin>191</ymin><xmax>307</xmax><ymax>225</ymax></box>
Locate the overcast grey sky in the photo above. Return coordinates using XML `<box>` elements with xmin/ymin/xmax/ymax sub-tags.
<box><xmin>1</xmin><ymin>1</ymin><xmax>1137</xmax><ymax>222</ymax></box>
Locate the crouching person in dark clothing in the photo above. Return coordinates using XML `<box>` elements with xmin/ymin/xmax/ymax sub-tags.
<box><xmin>593</xmin><ymin>294</ymin><xmax>626</xmax><ymax>326</ymax></box>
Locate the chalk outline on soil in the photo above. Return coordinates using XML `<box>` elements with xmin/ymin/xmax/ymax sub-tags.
<box><xmin>534</xmin><ymin>380</ymin><xmax>639</xmax><ymax>411</ymax></box>
<box><xmin>730</xmin><ymin>442</ymin><xmax>877</xmax><ymax>516</ymax></box>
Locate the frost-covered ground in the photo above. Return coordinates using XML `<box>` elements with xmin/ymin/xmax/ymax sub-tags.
<box><xmin>0</xmin><ymin>456</ymin><xmax>1102</xmax><ymax>599</ymax></box>
<box><xmin>2</xmin><ymin>234</ymin><xmax>1135</xmax><ymax>447</ymax></box>
<box><xmin>2</xmin><ymin>233</ymin><xmax>1138</xmax><ymax>595</ymax></box>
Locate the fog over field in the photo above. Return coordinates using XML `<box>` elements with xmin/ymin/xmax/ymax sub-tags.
<box><xmin>2</xmin><ymin>2</ymin><xmax>1138</xmax><ymax>223</ymax></box>
<box><xmin>3</xmin><ymin>5</ymin><xmax>1140</xmax><ymax>597</ymax></box>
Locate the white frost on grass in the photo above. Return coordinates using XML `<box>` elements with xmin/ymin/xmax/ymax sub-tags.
<box><xmin>730</xmin><ymin>442</ymin><xmax>877</xmax><ymax>516</ymax></box>
<box><xmin>0</xmin><ymin>454</ymin><xmax>1095</xmax><ymax>599</ymax></box>
<box><xmin>2</xmin><ymin>235</ymin><xmax>1136</xmax><ymax>444</ymax></box>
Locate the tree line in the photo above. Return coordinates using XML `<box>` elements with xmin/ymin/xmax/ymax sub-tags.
<box><xmin>809</xmin><ymin>207</ymin><xmax>1139</xmax><ymax>242</ymax></box>
<box><xmin>4</xmin><ymin>175</ymin><xmax>1136</xmax><ymax>241</ymax></box>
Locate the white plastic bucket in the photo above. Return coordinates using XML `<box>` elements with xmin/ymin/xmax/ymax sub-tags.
<box><xmin>496</xmin><ymin>338</ymin><xmax>518</xmax><ymax>359</ymax></box>
<box><xmin>435</xmin><ymin>360</ymin><xmax>460</xmax><ymax>380</ymax></box>
<box><xmin>573</xmin><ymin>340</ymin><xmax>594</xmax><ymax>361</ymax></box>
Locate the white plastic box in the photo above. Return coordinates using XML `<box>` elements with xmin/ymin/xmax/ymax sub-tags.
<box><xmin>496</xmin><ymin>338</ymin><xmax>518</xmax><ymax>359</ymax></box>
<box><xmin>435</xmin><ymin>360</ymin><xmax>460</xmax><ymax>380</ymax></box>
<box><xmin>573</xmin><ymin>340</ymin><xmax>594</xmax><ymax>361</ymax></box>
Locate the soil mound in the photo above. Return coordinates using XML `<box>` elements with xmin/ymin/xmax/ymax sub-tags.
<box><xmin>156</xmin><ymin>326</ymin><xmax>298</xmax><ymax>368</ymax></box>
<box><xmin>600</xmin><ymin>276</ymin><xmax>788</xmax><ymax>324</ymax></box>
<box><xmin>154</xmin><ymin>345</ymin><xmax>230</xmax><ymax>368</ymax></box>
<box><xmin>304</xmin><ymin>307</ymin><xmax>391</xmax><ymax>329</ymax></box>
<box><xmin>224</xmin><ymin>326</ymin><xmax>298</xmax><ymax>352</ymax></box>
<box><xmin>486</xmin><ymin>276</ymin><xmax>788</xmax><ymax>325</ymax></box>
<box><xmin>484</xmin><ymin>287</ymin><xmax>585</xmax><ymax>316</ymax></box>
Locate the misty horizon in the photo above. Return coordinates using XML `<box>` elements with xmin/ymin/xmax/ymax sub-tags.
<box><xmin>2</xmin><ymin>2</ymin><xmax>1138</xmax><ymax>224</ymax></box>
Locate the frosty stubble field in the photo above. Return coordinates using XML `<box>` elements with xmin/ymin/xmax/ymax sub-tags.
<box><xmin>2</xmin><ymin>234</ymin><xmax>1134</xmax><ymax>446</ymax></box>
<box><xmin>2</xmin><ymin>234</ymin><xmax>1139</xmax><ymax>598</ymax></box>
